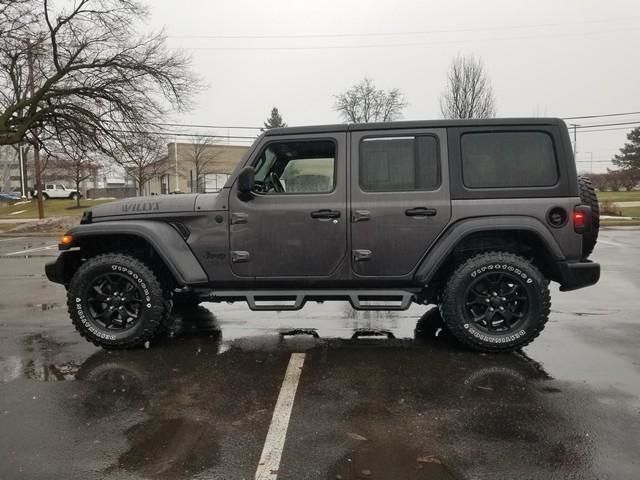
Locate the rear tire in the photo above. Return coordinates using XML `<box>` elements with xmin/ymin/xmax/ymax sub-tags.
<box><xmin>67</xmin><ymin>253</ymin><xmax>169</xmax><ymax>349</ymax></box>
<box><xmin>440</xmin><ymin>251</ymin><xmax>551</xmax><ymax>352</ymax></box>
<box><xmin>578</xmin><ymin>175</ymin><xmax>599</xmax><ymax>259</ymax></box>
<box><xmin>69</xmin><ymin>192</ymin><xmax>79</xmax><ymax>201</ymax></box>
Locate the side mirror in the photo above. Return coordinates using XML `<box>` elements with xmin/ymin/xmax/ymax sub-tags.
<box><xmin>237</xmin><ymin>166</ymin><xmax>255</xmax><ymax>194</ymax></box>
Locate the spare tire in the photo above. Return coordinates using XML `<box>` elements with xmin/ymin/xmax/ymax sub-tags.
<box><xmin>578</xmin><ymin>175</ymin><xmax>599</xmax><ymax>259</ymax></box>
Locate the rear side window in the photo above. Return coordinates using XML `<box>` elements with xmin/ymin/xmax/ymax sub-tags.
<box><xmin>461</xmin><ymin>131</ymin><xmax>558</xmax><ymax>188</ymax></box>
<box><xmin>360</xmin><ymin>136</ymin><xmax>439</xmax><ymax>192</ymax></box>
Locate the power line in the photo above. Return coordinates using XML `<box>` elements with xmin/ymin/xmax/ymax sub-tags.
<box><xmin>578</xmin><ymin>126</ymin><xmax>640</xmax><ymax>133</ymax></box>
<box><xmin>169</xmin><ymin>17</ymin><xmax>636</xmax><ymax>40</ymax></box>
<box><xmin>172</xmin><ymin>26</ymin><xmax>640</xmax><ymax>51</ymax></box>
<box><xmin>562</xmin><ymin>111</ymin><xmax>640</xmax><ymax>120</ymax></box>
<box><xmin>573</xmin><ymin>120</ymin><xmax>640</xmax><ymax>129</ymax></box>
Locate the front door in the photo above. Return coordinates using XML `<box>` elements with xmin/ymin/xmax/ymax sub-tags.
<box><xmin>229</xmin><ymin>133</ymin><xmax>347</xmax><ymax>278</ymax></box>
<box><xmin>350</xmin><ymin>128</ymin><xmax>451</xmax><ymax>277</ymax></box>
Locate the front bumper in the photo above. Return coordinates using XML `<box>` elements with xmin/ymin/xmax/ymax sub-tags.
<box><xmin>45</xmin><ymin>256</ymin><xmax>65</xmax><ymax>285</ymax></box>
<box><xmin>557</xmin><ymin>260</ymin><xmax>600</xmax><ymax>292</ymax></box>
<box><xmin>45</xmin><ymin>251</ymin><xmax>80</xmax><ymax>286</ymax></box>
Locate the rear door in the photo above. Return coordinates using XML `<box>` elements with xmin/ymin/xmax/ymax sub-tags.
<box><xmin>350</xmin><ymin>128</ymin><xmax>451</xmax><ymax>277</ymax></box>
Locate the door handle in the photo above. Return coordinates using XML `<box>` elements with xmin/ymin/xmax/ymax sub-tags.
<box><xmin>405</xmin><ymin>207</ymin><xmax>437</xmax><ymax>217</ymax></box>
<box><xmin>310</xmin><ymin>209</ymin><xmax>341</xmax><ymax>219</ymax></box>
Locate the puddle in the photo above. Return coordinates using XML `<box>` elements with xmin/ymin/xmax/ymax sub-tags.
<box><xmin>330</xmin><ymin>440</ymin><xmax>461</xmax><ymax>479</ymax></box>
<box><xmin>110</xmin><ymin>418</ymin><xmax>220</xmax><ymax>479</ymax></box>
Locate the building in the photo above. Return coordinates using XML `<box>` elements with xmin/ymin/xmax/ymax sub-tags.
<box><xmin>146</xmin><ymin>142</ymin><xmax>249</xmax><ymax>195</ymax></box>
<box><xmin>0</xmin><ymin>146</ymin><xmax>25</xmax><ymax>195</ymax></box>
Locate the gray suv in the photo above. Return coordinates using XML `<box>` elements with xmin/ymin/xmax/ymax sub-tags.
<box><xmin>46</xmin><ymin>118</ymin><xmax>600</xmax><ymax>352</ymax></box>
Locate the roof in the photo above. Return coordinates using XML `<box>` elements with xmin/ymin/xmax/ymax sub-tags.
<box><xmin>264</xmin><ymin>118</ymin><xmax>567</xmax><ymax>136</ymax></box>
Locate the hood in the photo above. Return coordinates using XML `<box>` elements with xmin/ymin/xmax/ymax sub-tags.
<box><xmin>88</xmin><ymin>194</ymin><xmax>202</xmax><ymax>220</ymax></box>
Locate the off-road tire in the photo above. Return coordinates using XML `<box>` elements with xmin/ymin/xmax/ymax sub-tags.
<box><xmin>67</xmin><ymin>253</ymin><xmax>169</xmax><ymax>349</ymax></box>
<box><xmin>578</xmin><ymin>175</ymin><xmax>599</xmax><ymax>259</ymax></box>
<box><xmin>69</xmin><ymin>192</ymin><xmax>79</xmax><ymax>201</ymax></box>
<box><xmin>41</xmin><ymin>193</ymin><xmax>49</xmax><ymax>200</ymax></box>
<box><xmin>440</xmin><ymin>251</ymin><xmax>551</xmax><ymax>353</ymax></box>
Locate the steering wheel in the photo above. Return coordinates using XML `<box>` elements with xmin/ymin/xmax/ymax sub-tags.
<box><xmin>268</xmin><ymin>172</ymin><xmax>285</xmax><ymax>193</ymax></box>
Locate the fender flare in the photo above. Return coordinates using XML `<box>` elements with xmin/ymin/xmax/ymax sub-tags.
<box><xmin>67</xmin><ymin>221</ymin><xmax>208</xmax><ymax>285</ymax></box>
<box><xmin>414</xmin><ymin>216</ymin><xmax>565</xmax><ymax>284</ymax></box>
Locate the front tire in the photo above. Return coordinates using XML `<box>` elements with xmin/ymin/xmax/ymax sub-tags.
<box><xmin>440</xmin><ymin>251</ymin><xmax>550</xmax><ymax>352</ymax></box>
<box><xmin>69</xmin><ymin>192</ymin><xmax>79</xmax><ymax>201</ymax></box>
<box><xmin>67</xmin><ymin>253</ymin><xmax>169</xmax><ymax>349</ymax></box>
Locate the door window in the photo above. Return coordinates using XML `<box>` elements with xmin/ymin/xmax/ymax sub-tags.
<box><xmin>253</xmin><ymin>140</ymin><xmax>336</xmax><ymax>194</ymax></box>
<box><xmin>360</xmin><ymin>136</ymin><xmax>440</xmax><ymax>192</ymax></box>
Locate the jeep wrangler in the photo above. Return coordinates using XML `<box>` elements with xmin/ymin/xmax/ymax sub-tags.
<box><xmin>46</xmin><ymin>118</ymin><xmax>600</xmax><ymax>352</ymax></box>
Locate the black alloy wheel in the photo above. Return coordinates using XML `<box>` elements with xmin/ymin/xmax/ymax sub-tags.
<box><xmin>86</xmin><ymin>272</ymin><xmax>147</xmax><ymax>332</ymax></box>
<box><xmin>464</xmin><ymin>271</ymin><xmax>528</xmax><ymax>334</ymax></box>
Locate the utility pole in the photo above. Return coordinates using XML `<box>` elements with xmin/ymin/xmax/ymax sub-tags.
<box><xmin>27</xmin><ymin>40</ymin><xmax>44</xmax><ymax>219</ymax></box>
<box><xmin>569</xmin><ymin>123</ymin><xmax>579</xmax><ymax>156</ymax></box>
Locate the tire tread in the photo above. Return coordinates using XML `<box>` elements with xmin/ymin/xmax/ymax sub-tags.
<box><xmin>440</xmin><ymin>251</ymin><xmax>551</xmax><ymax>353</ymax></box>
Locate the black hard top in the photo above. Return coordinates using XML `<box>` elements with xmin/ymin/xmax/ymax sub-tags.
<box><xmin>265</xmin><ymin>118</ymin><xmax>567</xmax><ymax>136</ymax></box>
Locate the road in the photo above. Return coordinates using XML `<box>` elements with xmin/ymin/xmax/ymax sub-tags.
<box><xmin>0</xmin><ymin>230</ymin><xmax>639</xmax><ymax>480</ymax></box>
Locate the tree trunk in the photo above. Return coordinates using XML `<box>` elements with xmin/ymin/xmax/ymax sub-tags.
<box><xmin>75</xmin><ymin>177</ymin><xmax>81</xmax><ymax>208</ymax></box>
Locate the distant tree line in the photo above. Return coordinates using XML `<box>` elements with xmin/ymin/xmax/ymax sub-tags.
<box><xmin>588</xmin><ymin>169</ymin><xmax>640</xmax><ymax>192</ymax></box>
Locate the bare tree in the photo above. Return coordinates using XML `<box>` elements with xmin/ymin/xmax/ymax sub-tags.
<box><xmin>0</xmin><ymin>0</ymin><xmax>198</xmax><ymax>149</ymax></box>
<box><xmin>187</xmin><ymin>136</ymin><xmax>222</xmax><ymax>193</ymax></box>
<box><xmin>334</xmin><ymin>78</ymin><xmax>407</xmax><ymax>123</ymax></box>
<box><xmin>110</xmin><ymin>134</ymin><xmax>167</xmax><ymax>196</ymax></box>
<box><xmin>440</xmin><ymin>54</ymin><xmax>496</xmax><ymax>119</ymax></box>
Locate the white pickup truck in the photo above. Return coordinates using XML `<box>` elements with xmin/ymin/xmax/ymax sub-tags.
<box><xmin>32</xmin><ymin>184</ymin><xmax>81</xmax><ymax>200</ymax></box>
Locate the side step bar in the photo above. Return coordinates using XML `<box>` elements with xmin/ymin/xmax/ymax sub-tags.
<box><xmin>203</xmin><ymin>290</ymin><xmax>417</xmax><ymax>311</ymax></box>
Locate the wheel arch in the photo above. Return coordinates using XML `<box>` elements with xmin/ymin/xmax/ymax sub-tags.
<box><xmin>66</xmin><ymin>221</ymin><xmax>208</xmax><ymax>287</ymax></box>
<box><xmin>415</xmin><ymin>216</ymin><xmax>565</xmax><ymax>289</ymax></box>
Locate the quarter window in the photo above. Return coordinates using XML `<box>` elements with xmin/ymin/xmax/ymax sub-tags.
<box><xmin>360</xmin><ymin>136</ymin><xmax>440</xmax><ymax>192</ymax></box>
<box><xmin>461</xmin><ymin>131</ymin><xmax>558</xmax><ymax>188</ymax></box>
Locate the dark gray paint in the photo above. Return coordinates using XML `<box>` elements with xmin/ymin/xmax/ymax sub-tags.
<box><xmin>227</xmin><ymin>132</ymin><xmax>348</xmax><ymax>278</ymax></box>
<box><xmin>414</xmin><ymin>215</ymin><xmax>570</xmax><ymax>285</ymax></box>
<box><xmin>68</xmin><ymin>221</ymin><xmax>208</xmax><ymax>285</ymax></box>
<box><xmin>350</xmin><ymin>128</ymin><xmax>452</xmax><ymax>277</ymax></box>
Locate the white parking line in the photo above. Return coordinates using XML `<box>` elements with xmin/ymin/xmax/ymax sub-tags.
<box><xmin>0</xmin><ymin>237</ymin><xmax>26</xmax><ymax>243</ymax></box>
<box><xmin>255</xmin><ymin>353</ymin><xmax>306</xmax><ymax>480</ymax></box>
<box><xmin>3</xmin><ymin>244</ymin><xmax>57</xmax><ymax>256</ymax></box>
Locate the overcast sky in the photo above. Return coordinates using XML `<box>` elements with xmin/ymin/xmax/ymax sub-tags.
<box><xmin>148</xmin><ymin>0</ymin><xmax>640</xmax><ymax>173</ymax></box>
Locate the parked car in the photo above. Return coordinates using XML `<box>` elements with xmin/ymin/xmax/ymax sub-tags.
<box><xmin>0</xmin><ymin>192</ymin><xmax>20</xmax><ymax>202</ymax></box>
<box><xmin>46</xmin><ymin>118</ymin><xmax>600</xmax><ymax>352</ymax></box>
<box><xmin>32</xmin><ymin>184</ymin><xmax>81</xmax><ymax>200</ymax></box>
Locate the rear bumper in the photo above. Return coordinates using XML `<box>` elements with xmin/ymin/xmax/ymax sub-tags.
<box><xmin>557</xmin><ymin>260</ymin><xmax>600</xmax><ymax>291</ymax></box>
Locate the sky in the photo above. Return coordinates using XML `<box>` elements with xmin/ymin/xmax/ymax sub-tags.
<box><xmin>147</xmin><ymin>0</ymin><xmax>640</xmax><ymax>173</ymax></box>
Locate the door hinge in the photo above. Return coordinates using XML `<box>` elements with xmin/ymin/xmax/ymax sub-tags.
<box><xmin>231</xmin><ymin>213</ymin><xmax>249</xmax><ymax>225</ymax></box>
<box><xmin>351</xmin><ymin>210</ymin><xmax>370</xmax><ymax>222</ymax></box>
<box><xmin>353</xmin><ymin>249</ymin><xmax>372</xmax><ymax>262</ymax></box>
<box><xmin>231</xmin><ymin>251</ymin><xmax>251</xmax><ymax>263</ymax></box>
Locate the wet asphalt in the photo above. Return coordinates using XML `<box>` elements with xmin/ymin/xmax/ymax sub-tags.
<box><xmin>0</xmin><ymin>230</ymin><xmax>639</xmax><ymax>480</ymax></box>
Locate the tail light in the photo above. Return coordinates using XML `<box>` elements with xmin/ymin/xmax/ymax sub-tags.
<box><xmin>573</xmin><ymin>206</ymin><xmax>591</xmax><ymax>234</ymax></box>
